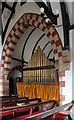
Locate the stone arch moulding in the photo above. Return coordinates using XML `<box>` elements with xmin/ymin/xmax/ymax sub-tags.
<box><xmin>0</xmin><ymin>13</ymin><xmax>64</xmax><ymax>96</ymax></box>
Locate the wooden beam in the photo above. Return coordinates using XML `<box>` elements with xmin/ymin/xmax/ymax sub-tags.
<box><xmin>23</xmin><ymin>65</ymin><xmax>55</xmax><ymax>71</ymax></box>
<box><xmin>60</xmin><ymin>2</ymin><xmax>70</xmax><ymax>50</ymax></box>
<box><xmin>2</xmin><ymin>2</ymin><xmax>13</xmax><ymax>11</ymax></box>
<box><xmin>2</xmin><ymin>2</ymin><xmax>17</xmax><ymax>45</ymax></box>
<box><xmin>42</xmin><ymin>41</ymin><xmax>50</xmax><ymax>52</ymax></box>
<box><xmin>22</xmin><ymin>27</ymin><xmax>36</xmax><ymax>60</ymax></box>
<box><xmin>47</xmin><ymin>49</ymin><xmax>53</xmax><ymax>59</ymax></box>
<box><xmin>12</xmin><ymin>57</ymin><xmax>28</xmax><ymax>64</ymax></box>
<box><xmin>69</xmin><ymin>24</ymin><xmax>74</xmax><ymax>30</ymax></box>
<box><xmin>20</xmin><ymin>2</ymin><xmax>27</xmax><ymax>6</ymax></box>
<box><xmin>0</xmin><ymin>1</ymin><xmax>2</xmax><ymax>45</ymax></box>
<box><xmin>31</xmin><ymin>34</ymin><xmax>45</xmax><ymax>56</ymax></box>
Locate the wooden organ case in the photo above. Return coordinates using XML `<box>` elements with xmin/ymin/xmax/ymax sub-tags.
<box><xmin>17</xmin><ymin>46</ymin><xmax>59</xmax><ymax>101</ymax></box>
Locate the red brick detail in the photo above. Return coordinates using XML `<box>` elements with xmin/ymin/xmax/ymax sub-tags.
<box><xmin>1</xmin><ymin>64</ymin><xmax>4</xmax><ymax>67</ymax></box>
<box><xmin>37</xmin><ymin>22</ymin><xmax>41</xmax><ymax>28</ymax></box>
<box><xmin>42</xmin><ymin>26</ymin><xmax>46</xmax><ymax>32</ymax></box>
<box><xmin>3</xmin><ymin>48</ymin><xmax>6</xmax><ymax>52</ymax></box>
<box><xmin>17</xmin><ymin>21</ymin><xmax>21</xmax><ymax>26</ymax></box>
<box><xmin>30</xmin><ymin>13</ymin><xmax>33</xmax><ymax>19</ymax></box>
<box><xmin>51</xmin><ymin>40</ymin><xmax>55</xmax><ymax>45</ymax></box>
<box><xmin>11</xmin><ymin>40</ymin><xmax>17</xmax><ymax>45</ymax></box>
<box><xmin>4</xmin><ymin>61</ymin><xmax>11</xmax><ymax>64</ymax></box>
<box><xmin>0</xmin><ymin>82</ymin><xmax>9</xmax><ymax>86</ymax></box>
<box><xmin>36</xmin><ymin>15</ymin><xmax>39</xmax><ymax>21</ymax></box>
<box><xmin>52</xmin><ymin>31</ymin><xmax>57</xmax><ymax>37</ymax></box>
<box><xmin>56</xmin><ymin>40</ymin><xmax>61</xmax><ymax>47</ymax></box>
<box><xmin>55</xmin><ymin>60</ymin><xmax>59</xmax><ymax>64</ymax></box>
<box><xmin>1</xmin><ymin>56</ymin><xmax>5</xmax><ymax>60</ymax></box>
<box><xmin>18</xmin><ymin>27</ymin><xmax>24</xmax><ymax>34</ymax></box>
<box><xmin>6</xmin><ymin>53</ymin><xmax>12</xmax><ymax>58</ymax></box>
<box><xmin>0</xmin><ymin>90</ymin><xmax>9</xmax><ymax>95</ymax></box>
<box><xmin>58</xmin><ymin>52</ymin><xmax>62</xmax><ymax>57</ymax></box>
<box><xmin>60</xmin><ymin>95</ymin><xmax>65</xmax><ymax>101</ymax></box>
<box><xmin>8</xmin><ymin>33</ymin><xmax>12</xmax><ymax>38</ymax></box>
<box><xmin>12</xmin><ymin>26</ymin><xmax>16</xmax><ymax>32</ymax></box>
<box><xmin>14</xmin><ymin>33</ymin><xmax>20</xmax><ymax>39</ymax></box>
<box><xmin>22</xmin><ymin>22</ymin><xmax>25</xmax><ymax>27</ymax></box>
<box><xmin>4</xmin><ymin>68</ymin><xmax>10</xmax><ymax>71</ymax></box>
<box><xmin>0</xmin><ymin>76</ymin><xmax>3</xmax><ymax>80</ymax></box>
<box><xmin>47</xmin><ymin>32</ymin><xmax>51</xmax><ymax>37</ymax></box>
<box><xmin>5</xmin><ymin>40</ymin><xmax>9</xmax><ymax>45</ymax></box>
<box><xmin>47</xmin><ymin>24</ymin><xmax>52</xmax><ymax>29</ymax></box>
<box><xmin>53</xmin><ymin>49</ymin><xmax>58</xmax><ymax>54</ymax></box>
<box><xmin>59</xmin><ymin>81</ymin><xmax>65</xmax><ymax>87</ymax></box>
<box><xmin>59</xmin><ymin>71</ymin><xmax>65</xmax><ymax>77</ymax></box>
<box><xmin>41</xmin><ymin>19</ymin><xmax>44</xmax><ymax>24</ymax></box>
<box><xmin>8</xmin><ymin>46</ymin><xmax>14</xmax><ymax>51</ymax></box>
<box><xmin>32</xmin><ymin>20</ymin><xmax>35</xmax><ymax>26</ymax></box>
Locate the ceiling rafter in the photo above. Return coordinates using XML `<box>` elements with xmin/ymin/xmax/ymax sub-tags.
<box><xmin>22</xmin><ymin>27</ymin><xmax>36</xmax><ymax>60</ymax></box>
<box><xmin>20</xmin><ymin>2</ymin><xmax>27</xmax><ymax>6</ymax></box>
<box><xmin>47</xmin><ymin>49</ymin><xmax>53</xmax><ymax>59</ymax></box>
<box><xmin>42</xmin><ymin>41</ymin><xmax>50</xmax><ymax>52</ymax></box>
<box><xmin>60</xmin><ymin>2</ymin><xmax>70</xmax><ymax>50</ymax></box>
<box><xmin>31</xmin><ymin>34</ymin><xmax>45</xmax><ymax>57</ymax></box>
<box><xmin>0</xmin><ymin>1</ymin><xmax>2</xmax><ymax>38</ymax></box>
<box><xmin>2</xmin><ymin>2</ymin><xmax>17</xmax><ymax>45</ymax></box>
<box><xmin>12</xmin><ymin>57</ymin><xmax>28</xmax><ymax>64</ymax></box>
<box><xmin>2</xmin><ymin>2</ymin><xmax>13</xmax><ymax>12</ymax></box>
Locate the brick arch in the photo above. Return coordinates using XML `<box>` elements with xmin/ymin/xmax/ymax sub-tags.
<box><xmin>0</xmin><ymin>13</ymin><xmax>63</xmax><ymax>95</ymax></box>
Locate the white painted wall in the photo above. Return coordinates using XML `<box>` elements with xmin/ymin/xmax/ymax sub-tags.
<box><xmin>70</xmin><ymin>29</ymin><xmax>74</xmax><ymax>119</ymax></box>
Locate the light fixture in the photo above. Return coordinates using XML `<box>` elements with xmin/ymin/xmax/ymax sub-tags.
<box><xmin>40</xmin><ymin>7</ymin><xmax>45</xmax><ymax>17</ymax></box>
<box><xmin>45</xmin><ymin>18</ymin><xmax>50</xmax><ymax>23</ymax></box>
<box><xmin>40</xmin><ymin>7</ymin><xmax>44</xmax><ymax>13</ymax></box>
<box><xmin>55</xmin><ymin>9</ymin><xmax>59</xmax><ymax>17</ymax></box>
<box><xmin>44</xmin><ymin>18</ymin><xmax>52</xmax><ymax>26</ymax></box>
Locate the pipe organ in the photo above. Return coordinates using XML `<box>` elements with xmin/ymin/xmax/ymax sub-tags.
<box><xmin>16</xmin><ymin>46</ymin><xmax>59</xmax><ymax>101</ymax></box>
<box><xmin>23</xmin><ymin>46</ymin><xmax>56</xmax><ymax>83</ymax></box>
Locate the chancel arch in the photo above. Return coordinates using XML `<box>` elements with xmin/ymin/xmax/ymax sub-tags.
<box><xmin>0</xmin><ymin>13</ymin><xmax>63</xmax><ymax>96</ymax></box>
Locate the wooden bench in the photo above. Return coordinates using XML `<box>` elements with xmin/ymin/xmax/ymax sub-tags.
<box><xmin>1</xmin><ymin>98</ymin><xmax>41</xmax><ymax>107</ymax></box>
<box><xmin>24</xmin><ymin>101</ymin><xmax>74</xmax><ymax>120</ymax></box>
<box><xmin>0</xmin><ymin>95</ymin><xmax>41</xmax><ymax>107</ymax></box>
<box><xmin>0</xmin><ymin>100</ymin><xmax>57</xmax><ymax>120</ymax></box>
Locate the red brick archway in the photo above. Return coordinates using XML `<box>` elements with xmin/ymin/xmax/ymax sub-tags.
<box><xmin>0</xmin><ymin>13</ymin><xmax>63</xmax><ymax>96</ymax></box>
